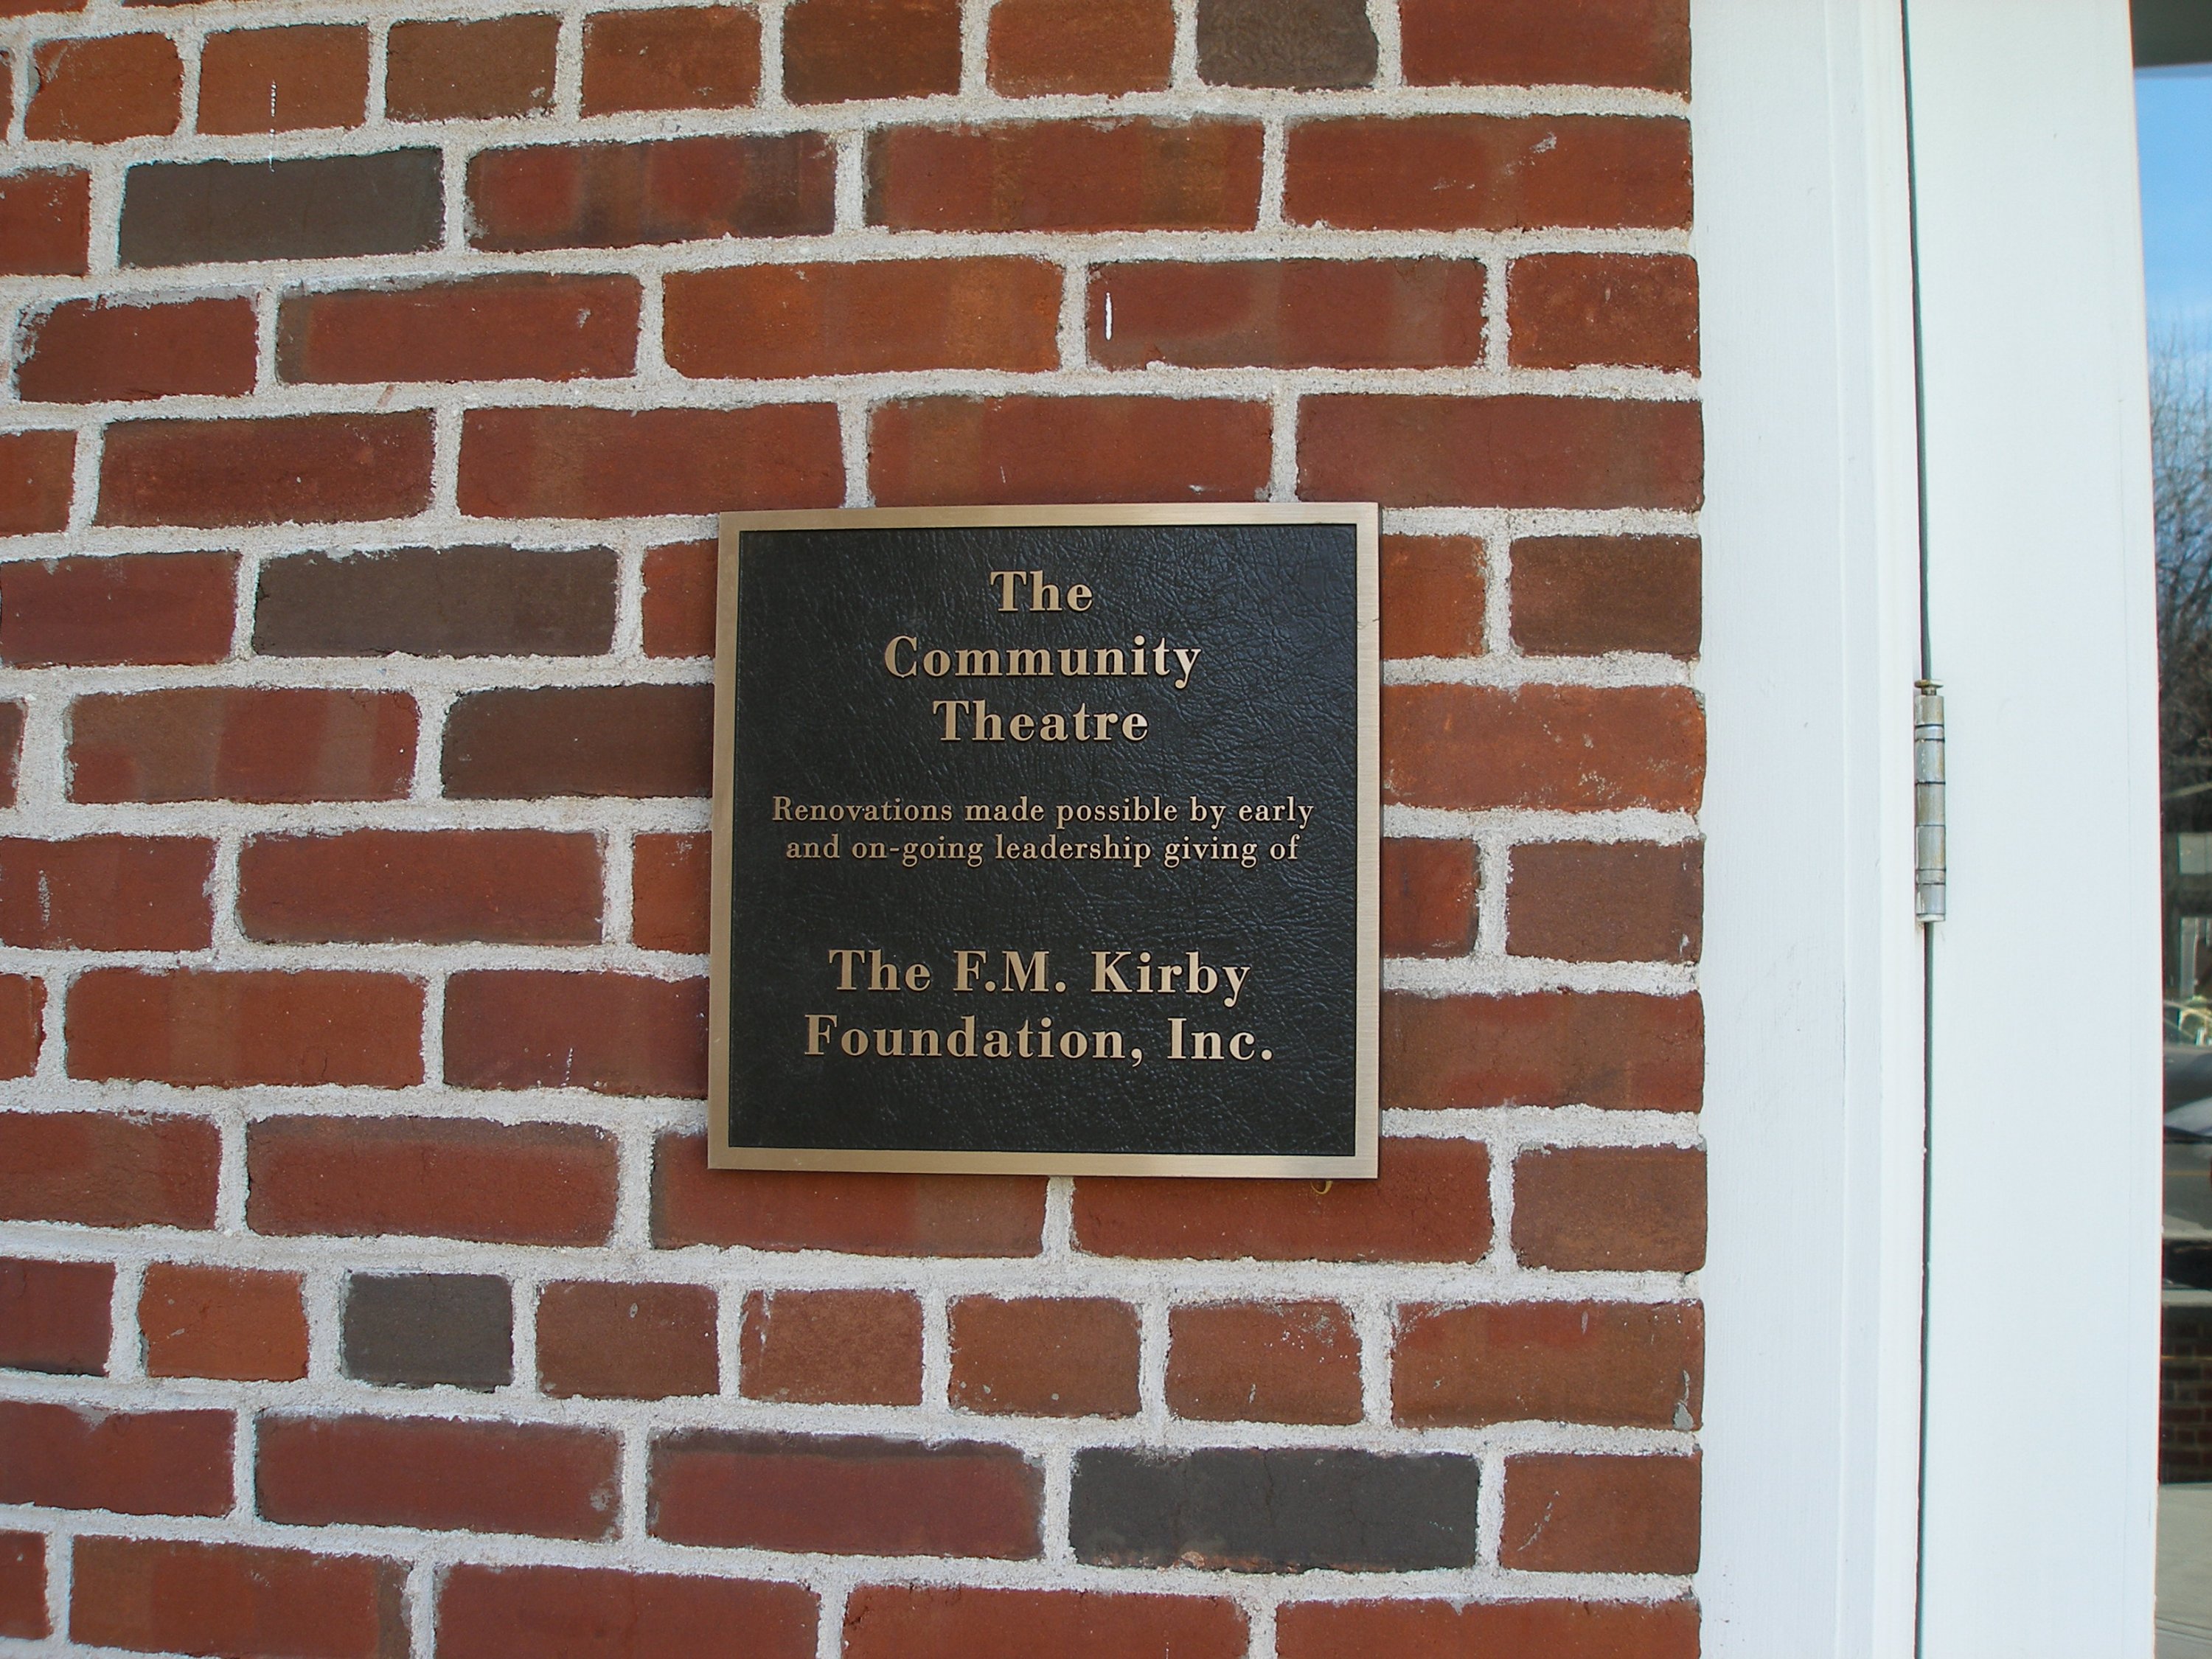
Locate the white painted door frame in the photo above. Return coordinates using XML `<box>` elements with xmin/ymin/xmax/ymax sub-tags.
<box><xmin>1694</xmin><ymin>1</ymin><xmax>2161</xmax><ymax>1653</ymax></box>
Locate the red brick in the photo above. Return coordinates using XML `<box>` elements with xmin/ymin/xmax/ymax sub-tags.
<box><xmin>0</xmin><ymin>1256</ymin><xmax>111</xmax><ymax>1373</ymax></box>
<box><xmin>0</xmin><ymin>171</ymin><xmax>91</xmax><ymax>276</ymax></box>
<box><xmin>386</xmin><ymin>15</ymin><xmax>557</xmax><ymax>120</ymax></box>
<box><xmin>650</xmin><ymin>1431</ymin><xmax>1040</xmax><ymax>1557</ymax></box>
<box><xmin>97</xmin><ymin>412</ymin><xmax>434</xmax><ymax>528</ymax></box>
<box><xmin>248</xmin><ymin>1116</ymin><xmax>616</xmax><ymax>1245</ymax></box>
<box><xmin>1277</xmin><ymin>1598</ymin><xmax>1699</xmax><ymax>1659</ymax></box>
<box><xmin>1</xmin><ymin>551</ymin><xmax>234</xmax><ymax>664</ymax></box>
<box><xmin>869</xmin><ymin>120</ymin><xmax>1262</xmax><ymax>232</ymax></box>
<box><xmin>0</xmin><ymin>975</ymin><xmax>39</xmax><ymax>1077</ymax></box>
<box><xmin>67</xmin><ymin>970</ymin><xmax>422</xmax><ymax>1088</ymax></box>
<box><xmin>1383</xmin><ymin>992</ymin><xmax>1702</xmax><ymax>1111</ymax></box>
<box><xmin>140</xmin><ymin>1262</ymin><xmax>307</xmax><ymax>1381</ymax></box>
<box><xmin>1399</xmin><ymin>0</ymin><xmax>1690</xmax><ymax>92</ymax></box>
<box><xmin>445</xmin><ymin>971</ymin><xmax>705</xmax><ymax>1097</ymax></box>
<box><xmin>1384</xmin><ymin>684</ymin><xmax>1704</xmax><ymax>811</ymax></box>
<box><xmin>258</xmin><ymin>1415</ymin><xmax>619</xmax><ymax>1540</ymax></box>
<box><xmin>459</xmin><ymin>406</ymin><xmax>841</xmax><ymax>518</ymax></box>
<box><xmin>582</xmin><ymin>7</ymin><xmax>759</xmax><ymax>113</ymax></box>
<box><xmin>1509</xmin><ymin>841</ymin><xmax>1701</xmax><ymax>962</ymax></box>
<box><xmin>18</xmin><ymin>297</ymin><xmax>257</xmax><ymax>403</ymax></box>
<box><xmin>0</xmin><ymin>430</ymin><xmax>74</xmax><ymax>534</ymax></box>
<box><xmin>845</xmin><ymin>1586</ymin><xmax>1245</xmax><ymax>1659</ymax></box>
<box><xmin>0</xmin><ymin>1399</ymin><xmax>229</xmax><ymax>1515</ymax></box>
<box><xmin>1512</xmin><ymin>535</ymin><xmax>1700</xmax><ymax>657</ymax></box>
<box><xmin>71</xmin><ymin>1537</ymin><xmax>406</xmax><ymax>1658</ymax></box>
<box><xmin>1287</xmin><ymin>115</ymin><xmax>1691</xmax><ymax>231</ymax></box>
<box><xmin>239</xmin><ymin>830</ymin><xmax>600</xmax><ymax>945</ymax></box>
<box><xmin>198</xmin><ymin>25</ymin><xmax>367</xmax><ymax>133</ymax></box>
<box><xmin>642</xmin><ymin>541</ymin><xmax>715</xmax><ymax>658</ymax></box>
<box><xmin>1513</xmin><ymin>1146</ymin><xmax>1705</xmax><ymax>1270</ymax></box>
<box><xmin>872</xmin><ymin>396</ymin><xmax>1270</xmax><ymax>506</ymax></box>
<box><xmin>0</xmin><ymin>706</ymin><xmax>20</xmax><ymax>810</ymax></box>
<box><xmin>1167</xmin><ymin>1300</ymin><xmax>1361</xmax><ymax>1423</ymax></box>
<box><xmin>442</xmin><ymin>684</ymin><xmax>712</xmax><ymax>800</ymax></box>
<box><xmin>1498</xmin><ymin>1453</ymin><xmax>1700</xmax><ymax>1573</ymax></box>
<box><xmin>740</xmin><ymin>1288</ymin><xmax>921</xmax><ymax>1405</ymax></box>
<box><xmin>784</xmin><ymin>0</ymin><xmax>959</xmax><ymax>102</ymax></box>
<box><xmin>0</xmin><ymin>0</ymin><xmax>77</xmax><ymax>11</ymax></box>
<box><xmin>438</xmin><ymin>1565</ymin><xmax>814</xmax><ymax>1659</ymax></box>
<box><xmin>1394</xmin><ymin>1301</ymin><xmax>1701</xmax><ymax>1428</ymax></box>
<box><xmin>1510</xmin><ymin>253</ymin><xmax>1697</xmax><ymax>372</ymax></box>
<box><xmin>0</xmin><ymin>1534</ymin><xmax>44</xmax><ymax>1640</ymax></box>
<box><xmin>1091</xmin><ymin>259</ymin><xmax>1484</xmax><ymax>369</ymax></box>
<box><xmin>949</xmin><ymin>1296</ymin><xmax>1138</xmax><ymax>1418</ymax></box>
<box><xmin>1383</xmin><ymin>838</ymin><xmax>1475</xmax><ymax>957</ymax></box>
<box><xmin>0</xmin><ymin>836</ymin><xmax>215</xmax><ymax>950</ymax></box>
<box><xmin>1074</xmin><ymin>1138</ymin><xmax>1489</xmax><ymax>1261</ymax></box>
<box><xmin>0</xmin><ymin>1110</ymin><xmax>215</xmax><ymax>1228</ymax></box>
<box><xmin>1301</xmin><ymin>395</ymin><xmax>1700</xmax><ymax>509</ymax></box>
<box><xmin>27</xmin><ymin>35</ymin><xmax>180</xmax><ymax>142</ymax></box>
<box><xmin>1382</xmin><ymin>535</ymin><xmax>1484</xmax><ymax>659</ymax></box>
<box><xmin>667</xmin><ymin>259</ymin><xmax>1059</xmax><ymax>380</ymax></box>
<box><xmin>278</xmin><ymin>275</ymin><xmax>641</xmax><ymax>385</ymax></box>
<box><xmin>988</xmin><ymin>0</ymin><xmax>1173</xmax><ymax>94</ymax></box>
<box><xmin>468</xmin><ymin>134</ymin><xmax>835</xmax><ymax>252</ymax></box>
<box><xmin>69</xmin><ymin>688</ymin><xmax>417</xmax><ymax>804</ymax></box>
<box><xmin>538</xmin><ymin>1281</ymin><xmax>717</xmax><ymax>1399</ymax></box>
<box><xmin>633</xmin><ymin>832</ymin><xmax>709</xmax><ymax>951</ymax></box>
<box><xmin>653</xmin><ymin>1131</ymin><xmax>1046</xmax><ymax>1254</ymax></box>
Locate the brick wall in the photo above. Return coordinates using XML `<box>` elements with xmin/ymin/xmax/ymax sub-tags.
<box><xmin>0</xmin><ymin>0</ymin><xmax>1704</xmax><ymax>1651</ymax></box>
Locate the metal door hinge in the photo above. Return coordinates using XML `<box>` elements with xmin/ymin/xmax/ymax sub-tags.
<box><xmin>1915</xmin><ymin>681</ymin><xmax>1946</xmax><ymax>922</ymax></box>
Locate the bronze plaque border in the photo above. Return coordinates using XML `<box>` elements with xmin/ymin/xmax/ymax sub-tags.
<box><xmin>707</xmin><ymin>501</ymin><xmax>1381</xmax><ymax>1178</ymax></box>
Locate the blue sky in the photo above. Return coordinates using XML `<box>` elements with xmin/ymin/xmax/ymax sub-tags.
<box><xmin>2140</xmin><ymin>69</ymin><xmax>2212</xmax><ymax>336</ymax></box>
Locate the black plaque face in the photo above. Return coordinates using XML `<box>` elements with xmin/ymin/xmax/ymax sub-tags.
<box><xmin>709</xmin><ymin>504</ymin><xmax>1378</xmax><ymax>1177</ymax></box>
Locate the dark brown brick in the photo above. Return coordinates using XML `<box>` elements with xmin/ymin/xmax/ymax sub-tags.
<box><xmin>538</xmin><ymin>1280</ymin><xmax>718</xmax><ymax>1399</ymax></box>
<box><xmin>140</xmin><ymin>1263</ymin><xmax>307</xmax><ymax>1382</ymax></box>
<box><xmin>583</xmin><ymin>7</ymin><xmax>760</xmax><ymax>113</ymax></box>
<box><xmin>443</xmin><ymin>684</ymin><xmax>712</xmax><ymax>799</ymax></box>
<box><xmin>445</xmin><ymin>970</ymin><xmax>706</xmax><ymax>1097</ymax></box>
<box><xmin>1394</xmin><ymin>1301</ymin><xmax>1702</xmax><ymax>1429</ymax></box>
<box><xmin>1509</xmin><ymin>841</ymin><xmax>1702</xmax><ymax>962</ymax></box>
<box><xmin>458</xmin><ymin>406</ymin><xmax>843</xmax><ymax>518</ymax></box>
<box><xmin>248</xmin><ymin>1116</ymin><xmax>616</xmax><ymax>1245</ymax></box>
<box><xmin>0</xmin><ymin>1399</ymin><xmax>229</xmax><ymax>1515</ymax></box>
<box><xmin>342</xmin><ymin>1272</ymin><xmax>511</xmax><ymax>1390</ymax></box>
<box><xmin>1399</xmin><ymin>0</ymin><xmax>1691</xmax><ymax>92</ymax></box>
<box><xmin>27</xmin><ymin>35</ymin><xmax>179</xmax><ymax>142</ymax></box>
<box><xmin>198</xmin><ymin>24</ymin><xmax>368</xmax><ymax>134</ymax></box>
<box><xmin>1278</xmin><ymin>1599</ymin><xmax>1700</xmax><ymax>1659</ymax></box>
<box><xmin>1197</xmin><ymin>0</ymin><xmax>1375</xmax><ymax>88</ymax></box>
<box><xmin>66</xmin><ymin>969</ymin><xmax>424</xmax><ymax>1088</ymax></box>
<box><xmin>467</xmin><ymin>134</ymin><xmax>835</xmax><ymax>252</ymax></box>
<box><xmin>872</xmin><ymin>396</ymin><xmax>1270</xmax><ymax>506</ymax></box>
<box><xmin>1384</xmin><ymin>991</ymin><xmax>1703</xmax><ymax>1111</ymax></box>
<box><xmin>258</xmin><ymin>1415</ymin><xmax>619</xmax><ymax>1540</ymax></box>
<box><xmin>386</xmin><ymin>15</ymin><xmax>557</xmax><ymax>120</ymax></box>
<box><xmin>869</xmin><ymin>120</ymin><xmax>1262</xmax><ymax>232</ymax></box>
<box><xmin>97</xmin><ymin>412</ymin><xmax>435</xmax><ymax>528</ymax></box>
<box><xmin>0</xmin><ymin>1111</ymin><xmax>216</xmax><ymax>1230</ymax></box>
<box><xmin>0</xmin><ymin>170</ymin><xmax>91</xmax><ymax>277</ymax></box>
<box><xmin>1510</xmin><ymin>252</ymin><xmax>1698</xmax><ymax>371</ymax></box>
<box><xmin>987</xmin><ymin>0</ymin><xmax>1173</xmax><ymax>95</ymax></box>
<box><xmin>949</xmin><ymin>1296</ymin><xmax>1138</xmax><ymax>1418</ymax></box>
<box><xmin>438</xmin><ymin>1565</ymin><xmax>815</xmax><ymax>1659</ymax></box>
<box><xmin>0</xmin><ymin>1257</ymin><xmax>111</xmax><ymax>1374</ymax></box>
<box><xmin>844</xmin><ymin>1587</ymin><xmax>1244</xmax><ymax>1659</ymax></box>
<box><xmin>641</xmin><ymin>541</ymin><xmax>714</xmax><ymax>658</ymax></box>
<box><xmin>650</xmin><ymin>1431</ymin><xmax>1041</xmax><ymax>1557</ymax></box>
<box><xmin>0</xmin><ymin>836</ymin><xmax>215</xmax><ymax>950</ymax></box>
<box><xmin>1383</xmin><ymin>684</ymin><xmax>1704</xmax><ymax>812</ymax></box>
<box><xmin>1498</xmin><ymin>1453</ymin><xmax>1700</xmax><ymax>1573</ymax></box>
<box><xmin>239</xmin><ymin>830</ymin><xmax>599</xmax><ymax>945</ymax></box>
<box><xmin>740</xmin><ymin>1288</ymin><xmax>922</xmax><ymax>1405</ymax></box>
<box><xmin>1513</xmin><ymin>1145</ymin><xmax>1706</xmax><ymax>1270</ymax></box>
<box><xmin>69</xmin><ymin>688</ymin><xmax>417</xmax><ymax>804</ymax></box>
<box><xmin>1</xmin><ymin>552</ymin><xmax>234</xmax><ymax>666</ymax></box>
<box><xmin>1382</xmin><ymin>837</ymin><xmax>1476</xmax><ymax>957</ymax></box>
<box><xmin>0</xmin><ymin>1534</ymin><xmax>43</xmax><ymax>1640</ymax></box>
<box><xmin>653</xmin><ymin>1132</ymin><xmax>1047</xmax><ymax>1254</ymax></box>
<box><xmin>254</xmin><ymin>545</ymin><xmax>615</xmax><ymax>658</ymax></box>
<box><xmin>0</xmin><ymin>430</ymin><xmax>74</xmax><ymax>535</ymax></box>
<box><xmin>1091</xmin><ymin>259</ymin><xmax>1482</xmax><ymax>370</ymax></box>
<box><xmin>120</xmin><ymin>152</ymin><xmax>442</xmax><ymax>267</ymax></box>
<box><xmin>70</xmin><ymin>1538</ymin><xmax>407</xmax><ymax>1659</ymax></box>
<box><xmin>1167</xmin><ymin>1301</ymin><xmax>1362</xmax><ymax>1424</ymax></box>
<box><xmin>784</xmin><ymin>0</ymin><xmax>959</xmax><ymax>102</ymax></box>
<box><xmin>18</xmin><ymin>296</ymin><xmax>258</xmax><ymax>403</ymax></box>
<box><xmin>278</xmin><ymin>275</ymin><xmax>641</xmax><ymax>385</ymax></box>
<box><xmin>665</xmin><ymin>259</ymin><xmax>1060</xmax><ymax>379</ymax></box>
<box><xmin>0</xmin><ymin>706</ymin><xmax>20</xmax><ymax>809</ymax></box>
<box><xmin>1511</xmin><ymin>535</ymin><xmax>1701</xmax><ymax>657</ymax></box>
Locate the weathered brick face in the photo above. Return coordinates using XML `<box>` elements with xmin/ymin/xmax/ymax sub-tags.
<box><xmin>0</xmin><ymin>0</ymin><xmax>1702</xmax><ymax>1649</ymax></box>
